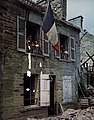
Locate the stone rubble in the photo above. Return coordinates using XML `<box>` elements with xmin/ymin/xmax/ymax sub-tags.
<box><xmin>27</xmin><ymin>107</ymin><xmax>94</xmax><ymax>120</ymax></box>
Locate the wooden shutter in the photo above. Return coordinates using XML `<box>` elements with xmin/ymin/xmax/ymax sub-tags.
<box><xmin>70</xmin><ymin>37</ymin><xmax>75</xmax><ymax>61</ymax></box>
<box><xmin>17</xmin><ymin>16</ymin><xmax>26</xmax><ymax>52</ymax></box>
<box><xmin>40</xmin><ymin>74</ymin><xmax>50</xmax><ymax>106</ymax></box>
<box><xmin>63</xmin><ymin>76</ymin><xmax>72</xmax><ymax>103</ymax></box>
<box><xmin>42</xmin><ymin>31</ymin><xmax>49</xmax><ymax>56</ymax></box>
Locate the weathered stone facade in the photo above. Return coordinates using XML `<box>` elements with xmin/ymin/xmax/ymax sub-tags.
<box><xmin>0</xmin><ymin>0</ymin><xmax>80</xmax><ymax>120</ymax></box>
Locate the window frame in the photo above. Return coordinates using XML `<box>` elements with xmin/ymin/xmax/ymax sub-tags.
<box><xmin>59</xmin><ymin>34</ymin><xmax>70</xmax><ymax>60</ymax></box>
<box><xmin>26</xmin><ymin>21</ymin><xmax>42</xmax><ymax>54</ymax></box>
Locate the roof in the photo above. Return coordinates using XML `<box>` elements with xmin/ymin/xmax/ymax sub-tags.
<box><xmin>57</xmin><ymin>19</ymin><xmax>81</xmax><ymax>32</ymax></box>
<box><xmin>68</xmin><ymin>15</ymin><xmax>83</xmax><ymax>21</ymax></box>
<box><xmin>17</xmin><ymin>0</ymin><xmax>80</xmax><ymax>32</ymax></box>
<box><xmin>17</xmin><ymin>0</ymin><xmax>44</xmax><ymax>14</ymax></box>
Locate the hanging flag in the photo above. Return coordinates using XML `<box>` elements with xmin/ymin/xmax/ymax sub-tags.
<box><xmin>42</xmin><ymin>1</ymin><xmax>59</xmax><ymax>52</ymax></box>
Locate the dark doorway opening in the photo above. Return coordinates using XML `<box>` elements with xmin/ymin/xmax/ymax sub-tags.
<box><xmin>90</xmin><ymin>74</ymin><xmax>94</xmax><ymax>87</ymax></box>
<box><xmin>48</xmin><ymin>75</ymin><xmax>55</xmax><ymax>116</ymax></box>
<box><xmin>24</xmin><ymin>73</ymin><xmax>39</xmax><ymax>106</ymax></box>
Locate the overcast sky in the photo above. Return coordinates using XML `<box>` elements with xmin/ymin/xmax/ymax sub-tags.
<box><xmin>67</xmin><ymin>0</ymin><xmax>94</xmax><ymax>35</ymax></box>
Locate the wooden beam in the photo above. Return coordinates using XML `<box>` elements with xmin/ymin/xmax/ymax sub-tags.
<box><xmin>86</xmin><ymin>52</ymin><xmax>94</xmax><ymax>62</ymax></box>
<box><xmin>81</xmin><ymin>53</ymin><xmax>94</xmax><ymax>66</ymax></box>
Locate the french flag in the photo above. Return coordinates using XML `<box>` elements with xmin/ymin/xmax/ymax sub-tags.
<box><xmin>42</xmin><ymin>1</ymin><xmax>59</xmax><ymax>52</ymax></box>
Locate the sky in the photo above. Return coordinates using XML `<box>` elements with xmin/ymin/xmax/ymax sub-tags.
<box><xmin>67</xmin><ymin>0</ymin><xmax>94</xmax><ymax>35</ymax></box>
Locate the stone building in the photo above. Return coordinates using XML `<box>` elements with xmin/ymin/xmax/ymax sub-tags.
<box><xmin>80</xmin><ymin>32</ymin><xmax>94</xmax><ymax>88</ymax></box>
<box><xmin>80</xmin><ymin>32</ymin><xmax>94</xmax><ymax>66</ymax></box>
<box><xmin>68</xmin><ymin>15</ymin><xmax>94</xmax><ymax>66</ymax></box>
<box><xmin>0</xmin><ymin>0</ymin><xmax>80</xmax><ymax>120</ymax></box>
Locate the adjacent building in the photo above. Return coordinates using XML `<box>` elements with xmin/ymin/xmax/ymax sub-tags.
<box><xmin>0</xmin><ymin>0</ymin><xmax>80</xmax><ymax>120</ymax></box>
<box><xmin>69</xmin><ymin>15</ymin><xmax>94</xmax><ymax>92</ymax></box>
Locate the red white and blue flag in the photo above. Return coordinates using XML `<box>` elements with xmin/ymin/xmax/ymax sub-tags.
<box><xmin>42</xmin><ymin>1</ymin><xmax>59</xmax><ymax>52</ymax></box>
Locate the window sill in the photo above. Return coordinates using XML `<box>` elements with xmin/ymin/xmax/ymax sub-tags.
<box><xmin>25</xmin><ymin>52</ymin><xmax>45</xmax><ymax>59</ymax></box>
<box><xmin>31</xmin><ymin>53</ymin><xmax>44</xmax><ymax>58</ymax></box>
<box><xmin>20</xmin><ymin>105</ymin><xmax>41</xmax><ymax>113</ymax></box>
<box><xmin>58</xmin><ymin>58</ymin><xmax>71</xmax><ymax>63</ymax></box>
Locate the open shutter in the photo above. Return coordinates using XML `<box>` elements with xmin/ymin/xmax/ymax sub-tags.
<box><xmin>17</xmin><ymin>16</ymin><xmax>26</xmax><ymax>52</ymax></box>
<box><xmin>63</xmin><ymin>76</ymin><xmax>72</xmax><ymax>103</ymax></box>
<box><xmin>70</xmin><ymin>37</ymin><xmax>75</xmax><ymax>61</ymax></box>
<box><xmin>43</xmin><ymin>39</ymin><xmax>49</xmax><ymax>56</ymax></box>
<box><xmin>42</xmin><ymin>31</ymin><xmax>49</xmax><ymax>56</ymax></box>
<box><xmin>40</xmin><ymin>74</ymin><xmax>50</xmax><ymax>106</ymax></box>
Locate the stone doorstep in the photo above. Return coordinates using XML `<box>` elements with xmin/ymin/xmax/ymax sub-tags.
<box><xmin>80</xmin><ymin>99</ymin><xmax>89</xmax><ymax>108</ymax></box>
<box><xmin>80</xmin><ymin>98</ymin><xmax>94</xmax><ymax>106</ymax></box>
<box><xmin>27</xmin><ymin>116</ymin><xmax>77</xmax><ymax>120</ymax></box>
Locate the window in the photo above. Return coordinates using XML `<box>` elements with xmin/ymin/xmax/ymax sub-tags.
<box><xmin>17</xmin><ymin>16</ymin><xmax>42</xmax><ymax>55</ymax></box>
<box><xmin>70</xmin><ymin>37</ymin><xmax>75</xmax><ymax>61</ymax></box>
<box><xmin>24</xmin><ymin>74</ymin><xmax>50</xmax><ymax>107</ymax></box>
<box><xmin>54</xmin><ymin>34</ymin><xmax>75</xmax><ymax>61</ymax></box>
<box><xmin>60</xmin><ymin>34</ymin><xmax>69</xmax><ymax>60</ymax></box>
<box><xmin>26</xmin><ymin>21</ymin><xmax>42</xmax><ymax>54</ymax></box>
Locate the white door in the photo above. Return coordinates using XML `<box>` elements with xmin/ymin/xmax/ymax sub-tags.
<box><xmin>40</xmin><ymin>74</ymin><xmax>50</xmax><ymax>106</ymax></box>
<box><xmin>63</xmin><ymin>76</ymin><xmax>72</xmax><ymax>103</ymax></box>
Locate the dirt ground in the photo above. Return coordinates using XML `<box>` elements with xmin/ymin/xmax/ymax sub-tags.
<box><xmin>27</xmin><ymin>106</ymin><xmax>94</xmax><ymax>120</ymax></box>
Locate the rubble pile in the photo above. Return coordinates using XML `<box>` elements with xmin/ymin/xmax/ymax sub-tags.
<box><xmin>27</xmin><ymin>107</ymin><xmax>94</xmax><ymax>120</ymax></box>
<box><xmin>61</xmin><ymin>107</ymin><xmax>94</xmax><ymax>120</ymax></box>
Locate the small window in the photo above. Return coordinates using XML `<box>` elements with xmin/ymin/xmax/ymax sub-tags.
<box><xmin>26</xmin><ymin>21</ymin><xmax>42</xmax><ymax>55</ymax></box>
<box><xmin>60</xmin><ymin>34</ymin><xmax>69</xmax><ymax>60</ymax></box>
<box><xmin>70</xmin><ymin>37</ymin><xmax>75</xmax><ymax>61</ymax></box>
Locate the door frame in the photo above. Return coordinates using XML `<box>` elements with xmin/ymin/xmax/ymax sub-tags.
<box><xmin>48</xmin><ymin>75</ymin><xmax>55</xmax><ymax>116</ymax></box>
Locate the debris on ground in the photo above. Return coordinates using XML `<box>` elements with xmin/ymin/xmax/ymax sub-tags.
<box><xmin>27</xmin><ymin>107</ymin><xmax>94</xmax><ymax>120</ymax></box>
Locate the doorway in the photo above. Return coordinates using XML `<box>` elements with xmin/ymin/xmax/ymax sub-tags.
<box><xmin>48</xmin><ymin>75</ymin><xmax>55</xmax><ymax>116</ymax></box>
<box><xmin>24</xmin><ymin>73</ymin><xmax>39</xmax><ymax>106</ymax></box>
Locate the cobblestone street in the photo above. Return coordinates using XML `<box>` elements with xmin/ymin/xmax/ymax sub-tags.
<box><xmin>27</xmin><ymin>107</ymin><xmax>94</xmax><ymax>120</ymax></box>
